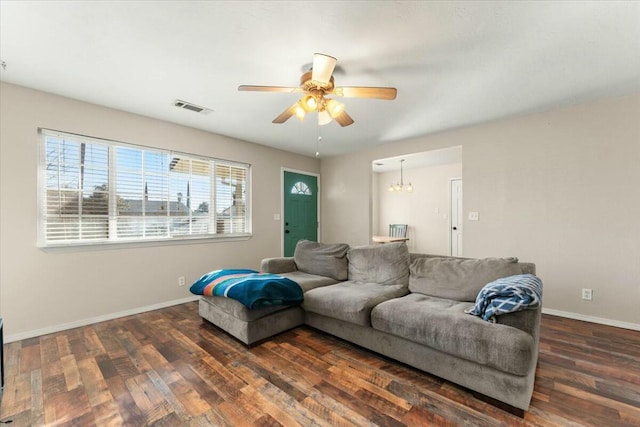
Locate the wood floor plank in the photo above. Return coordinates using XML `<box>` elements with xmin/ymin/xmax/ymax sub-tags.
<box><xmin>19</xmin><ymin>341</ymin><xmax>41</xmax><ymax>374</ymax></box>
<box><xmin>215</xmin><ymin>400</ymin><xmax>258</xmax><ymax>427</ymax></box>
<box><xmin>104</xmin><ymin>375</ymin><xmax>147</xmax><ymax>426</ymax></box>
<box><xmin>90</xmin><ymin>399</ymin><xmax>125</xmax><ymax>427</ymax></box>
<box><xmin>76</xmin><ymin>357</ymin><xmax>112</xmax><ymax>408</ymax></box>
<box><xmin>243</xmin><ymin>380</ymin><xmax>331</xmax><ymax>427</ymax></box>
<box><xmin>251</xmin><ymin>344</ymin><xmax>324</xmax><ymax>388</ymax></box>
<box><xmin>316</xmin><ymin>379</ymin><xmax>406</xmax><ymax>427</ymax></box>
<box><xmin>173</xmin><ymin>359</ymin><xmax>228</xmax><ymax>407</ymax></box>
<box><xmin>2</xmin><ymin>304</ymin><xmax>639</xmax><ymax>426</ymax></box>
<box><xmin>125</xmin><ymin>373</ymin><xmax>174</xmax><ymax>425</ymax></box>
<box><xmin>330</xmin><ymin>363</ymin><xmax>410</xmax><ymax>410</ymax></box>
<box><xmin>253</xmin><ymin>346</ymin><xmax>372</xmax><ymax>427</ymax></box>
<box><xmin>189</xmin><ymin>407</ymin><xmax>236</xmax><ymax>427</ymax></box>
<box><xmin>43</xmin><ymin>386</ymin><xmax>92</xmax><ymax>426</ymax></box>
<box><xmin>29</xmin><ymin>369</ymin><xmax>44</xmax><ymax>426</ymax></box>
<box><xmin>61</xmin><ymin>353</ymin><xmax>82</xmax><ymax>390</ymax></box>
<box><xmin>138</xmin><ymin>343</ymin><xmax>182</xmax><ymax>385</ymax></box>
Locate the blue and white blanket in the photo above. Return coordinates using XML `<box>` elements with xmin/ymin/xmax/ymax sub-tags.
<box><xmin>465</xmin><ymin>274</ymin><xmax>543</xmax><ymax>322</ymax></box>
<box><xmin>190</xmin><ymin>269</ymin><xmax>303</xmax><ymax>310</ymax></box>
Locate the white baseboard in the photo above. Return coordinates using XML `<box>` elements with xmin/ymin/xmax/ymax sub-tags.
<box><xmin>6</xmin><ymin>299</ymin><xmax>637</xmax><ymax>342</ymax></box>
<box><xmin>542</xmin><ymin>308</ymin><xmax>640</xmax><ymax>332</ymax></box>
<box><xmin>5</xmin><ymin>295</ymin><xmax>200</xmax><ymax>343</ymax></box>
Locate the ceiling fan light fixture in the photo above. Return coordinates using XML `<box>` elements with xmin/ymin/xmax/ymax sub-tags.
<box><xmin>326</xmin><ymin>99</ymin><xmax>345</xmax><ymax>118</ymax></box>
<box><xmin>301</xmin><ymin>95</ymin><xmax>317</xmax><ymax>112</ymax></box>
<box><xmin>294</xmin><ymin>104</ymin><xmax>306</xmax><ymax>121</ymax></box>
<box><xmin>239</xmin><ymin>53</ymin><xmax>396</xmax><ymax>129</ymax></box>
<box><xmin>318</xmin><ymin>110</ymin><xmax>332</xmax><ymax>126</ymax></box>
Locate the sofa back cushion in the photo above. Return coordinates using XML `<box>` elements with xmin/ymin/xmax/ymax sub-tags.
<box><xmin>348</xmin><ymin>242</ymin><xmax>410</xmax><ymax>285</ymax></box>
<box><xmin>409</xmin><ymin>257</ymin><xmax>523</xmax><ymax>301</ymax></box>
<box><xmin>293</xmin><ymin>240</ymin><xmax>349</xmax><ymax>281</ymax></box>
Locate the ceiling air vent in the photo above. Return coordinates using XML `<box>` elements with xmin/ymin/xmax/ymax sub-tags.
<box><xmin>173</xmin><ymin>99</ymin><xmax>213</xmax><ymax>114</ymax></box>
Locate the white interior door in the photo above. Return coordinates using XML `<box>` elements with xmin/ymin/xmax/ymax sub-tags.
<box><xmin>450</xmin><ymin>178</ymin><xmax>463</xmax><ymax>256</ymax></box>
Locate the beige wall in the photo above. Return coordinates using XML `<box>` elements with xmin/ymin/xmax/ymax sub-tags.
<box><xmin>321</xmin><ymin>93</ymin><xmax>640</xmax><ymax>327</ymax></box>
<box><xmin>0</xmin><ymin>82</ymin><xmax>319</xmax><ymax>338</ymax></box>
<box><xmin>375</xmin><ymin>163</ymin><xmax>462</xmax><ymax>255</ymax></box>
<box><xmin>2</xmin><ymin>82</ymin><xmax>638</xmax><ymax>335</ymax></box>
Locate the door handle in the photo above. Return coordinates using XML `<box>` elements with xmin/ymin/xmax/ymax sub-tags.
<box><xmin>452</xmin><ymin>227</ymin><xmax>457</xmax><ymax>230</ymax></box>
<box><xmin>285</xmin><ymin>230</ymin><xmax>290</xmax><ymax>234</ymax></box>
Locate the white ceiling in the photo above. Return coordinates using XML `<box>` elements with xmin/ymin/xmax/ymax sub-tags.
<box><xmin>1</xmin><ymin>1</ymin><xmax>639</xmax><ymax>158</ymax></box>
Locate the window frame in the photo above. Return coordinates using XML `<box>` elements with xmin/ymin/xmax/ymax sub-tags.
<box><xmin>37</xmin><ymin>128</ymin><xmax>252</xmax><ymax>249</ymax></box>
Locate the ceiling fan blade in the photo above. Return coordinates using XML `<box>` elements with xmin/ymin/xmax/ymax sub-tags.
<box><xmin>238</xmin><ymin>85</ymin><xmax>300</xmax><ymax>93</ymax></box>
<box><xmin>334</xmin><ymin>110</ymin><xmax>354</xmax><ymax>127</ymax></box>
<box><xmin>332</xmin><ymin>86</ymin><xmax>397</xmax><ymax>100</ymax></box>
<box><xmin>311</xmin><ymin>53</ymin><xmax>337</xmax><ymax>84</ymax></box>
<box><xmin>272</xmin><ymin>102</ymin><xmax>300</xmax><ymax>124</ymax></box>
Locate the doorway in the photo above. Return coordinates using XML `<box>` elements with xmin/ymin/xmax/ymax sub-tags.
<box><xmin>283</xmin><ymin>170</ymin><xmax>319</xmax><ymax>256</ymax></box>
<box><xmin>372</xmin><ymin>146</ymin><xmax>462</xmax><ymax>255</ymax></box>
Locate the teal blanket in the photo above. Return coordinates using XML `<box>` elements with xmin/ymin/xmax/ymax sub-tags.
<box><xmin>190</xmin><ymin>269</ymin><xmax>303</xmax><ymax>309</ymax></box>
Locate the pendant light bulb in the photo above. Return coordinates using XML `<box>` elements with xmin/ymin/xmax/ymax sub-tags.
<box><xmin>294</xmin><ymin>104</ymin><xmax>306</xmax><ymax>121</ymax></box>
<box><xmin>326</xmin><ymin>99</ymin><xmax>345</xmax><ymax>118</ymax></box>
<box><xmin>301</xmin><ymin>95</ymin><xmax>317</xmax><ymax>112</ymax></box>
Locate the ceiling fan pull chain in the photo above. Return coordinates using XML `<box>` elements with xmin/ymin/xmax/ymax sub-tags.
<box><xmin>316</xmin><ymin>127</ymin><xmax>322</xmax><ymax>157</ymax></box>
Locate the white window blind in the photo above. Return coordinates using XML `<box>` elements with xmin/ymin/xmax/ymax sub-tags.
<box><xmin>39</xmin><ymin>129</ymin><xmax>251</xmax><ymax>247</ymax></box>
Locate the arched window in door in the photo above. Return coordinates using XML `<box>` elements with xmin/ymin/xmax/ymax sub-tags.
<box><xmin>291</xmin><ymin>181</ymin><xmax>312</xmax><ymax>195</ymax></box>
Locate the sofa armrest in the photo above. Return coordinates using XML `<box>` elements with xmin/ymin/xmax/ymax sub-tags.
<box><xmin>261</xmin><ymin>257</ymin><xmax>297</xmax><ymax>274</ymax></box>
<box><xmin>495</xmin><ymin>306</ymin><xmax>542</xmax><ymax>339</ymax></box>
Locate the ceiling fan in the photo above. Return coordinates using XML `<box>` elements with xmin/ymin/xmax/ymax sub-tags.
<box><xmin>238</xmin><ymin>53</ymin><xmax>397</xmax><ymax>127</ymax></box>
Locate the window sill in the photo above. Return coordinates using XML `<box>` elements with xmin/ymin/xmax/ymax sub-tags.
<box><xmin>39</xmin><ymin>233</ymin><xmax>252</xmax><ymax>253</ymax></box>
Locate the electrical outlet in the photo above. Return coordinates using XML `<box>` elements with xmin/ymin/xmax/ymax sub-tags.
<box><xmin>178</xmin><ymin>276</ymin><xmax>186</xmax><ymax>287</ymax></box>
<box><xmin>581</xmin><ymin>288</ymin><xmax>593</xmax><ymax>301</ymax></box>
<box><xmin>468</xmin><ymin>211</ymin><xmax>479</xmax><ymax>221</ymax></box>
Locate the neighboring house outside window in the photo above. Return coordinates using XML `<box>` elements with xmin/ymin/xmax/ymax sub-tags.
<box><xmin>38</xmin><ymin>129</ymin><xmax>251</xmax><ymax>247</ymax></box>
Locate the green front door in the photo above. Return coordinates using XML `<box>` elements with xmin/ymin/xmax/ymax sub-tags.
<box><xmin>283</xmin><ymin>171</ymin><xmax>318</xmax><ymax>256</ymax></box>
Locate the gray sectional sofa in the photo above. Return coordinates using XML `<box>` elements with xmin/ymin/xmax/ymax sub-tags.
<box><xmin>197</xmin><ymin>240</ymin><xmax>541</xmax><ymax>411</ymax></box>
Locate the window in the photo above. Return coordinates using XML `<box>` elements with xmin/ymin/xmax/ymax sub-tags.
<box><xmin>290</xmin><ymin>181</ymin><xmax>312</xmax><ymax>195</ymax></box>
<box><xmin>39</xmin><ymin>129</ymin><xmax>250</xmax><ymax>247</ymax></box>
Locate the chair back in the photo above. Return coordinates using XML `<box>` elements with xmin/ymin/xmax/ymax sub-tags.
<box><xmin>389</xmin><ymin>224</ymin><xmax>408</xmax><ymax>238</ymax></box>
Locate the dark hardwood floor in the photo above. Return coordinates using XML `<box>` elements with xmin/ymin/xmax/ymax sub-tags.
<box><xmin>1</xmin><ymin>302</ymin><xmax>639</xmax><ymax>426</ymax></box>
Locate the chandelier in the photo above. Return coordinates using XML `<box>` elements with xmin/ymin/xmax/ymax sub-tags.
<box><xmin>389</xmin><ymin>159</ymin><xmax>413</xmax><ymax>192</ymax></box>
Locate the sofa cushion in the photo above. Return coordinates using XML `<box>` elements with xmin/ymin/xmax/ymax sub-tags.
<box><xmin>294</xmin><ymin>240</ymin><xmax>349</xmax><ymax>281</ymax></box>
<box><xmin>303</xmin><ymin>281</ymin><xmax>408</xmax><ymax>326</ymax></box>
<box><xmin>278</xmin><ymin>271</ymin><xmax>340</xmax><ymax>292</ymax></box>
<box><xmin>348</xmin><ymin>242</ymin><xmax>410</xmax><ymax>285</ymax></box>
<box><xmin>409</xmin><ymin>256</ymin><xmax>523</xmax><ymax>302</ymax></box>
<box><xmin>371</xmin><ymin>293</ymin><xmax>535</xmax><ymax>376</ymax></box>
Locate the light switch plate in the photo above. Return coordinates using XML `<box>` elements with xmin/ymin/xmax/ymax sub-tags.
<box><xmin>273</xmin><ymin>213</ymin><xmax>281</xmax><ymax>221</ymax></box>
<box><xmin>468</xmin><ymin>211</ymin><xmax>479</xmax><ymax>221</ymax></box>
